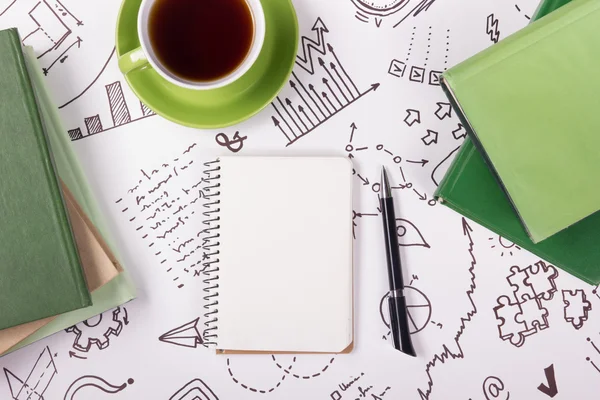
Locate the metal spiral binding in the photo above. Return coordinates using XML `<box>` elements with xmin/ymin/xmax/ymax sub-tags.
<box><xmin>201</xmin><ymin>158</ymin><xmax>221</xmax><ymax>346</ymax></box>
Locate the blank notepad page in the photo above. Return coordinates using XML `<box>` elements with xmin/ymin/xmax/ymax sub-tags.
<box><xmin>216</xmin><ymin>156</ymin><xmax>353</xmax><ymax>353</ymax></box>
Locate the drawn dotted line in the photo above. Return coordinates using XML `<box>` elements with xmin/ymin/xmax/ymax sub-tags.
<box><xmin>406</xmin><ymin>26</ymin><xmax>416</xmax><ymax>62</ymax></box>
<box><xmin>226</xmin><ymin>357</ymin><xmax>295</xmax><ymax>394</ymax></box>
<box><xmin>39</xmin><ymin>27</ymin><xmax>56</xmax><ymax>45</ymax></box>
<box><xmin>271</xmin><ymin>355</ymin><xmax>335</xmax><ymax>379</ymax></box>
<box><xmin>444</xmin><ymin>29</ymin><xmax>450</xmax><ymax>70</ymax></box>
<box><xmin>425</xmin><ymin>26</ymin><xmax>431</xmax><ymax>67</ymax></box>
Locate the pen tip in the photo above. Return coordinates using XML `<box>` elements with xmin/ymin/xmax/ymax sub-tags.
<box><xmin>380</xmin><ymin>166</ymin><xmax>391</xmax><ymax>198</ymax></box>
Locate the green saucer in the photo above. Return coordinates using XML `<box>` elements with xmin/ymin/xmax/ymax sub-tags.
<box><xmin>115</xmin><ymin>0</ymin><xmax>298</xmax><ymax>129</ymax></box>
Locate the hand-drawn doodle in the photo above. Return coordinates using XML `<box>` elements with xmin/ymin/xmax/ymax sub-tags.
<box><xmin>397</xmin><ymin>218</ymin><xmax>430</xmax><ymax>248</ymax></box>
<box><xmin>562</xmin><ymin>290</ymin><xmax>592</xmax><ymax>330</ymax></box>
<box><xmin>63</xmin><ymin>376</ymin><xmax>134</xmax><ymax>400</ymax></box>
<box><xmin>486</xmin><ymin>14</ymin><xmax>500</xmax><ymax>43</ymax></box>
<box><xmin>159</xmin><ymin>317</ymin><xmax>204</xmax><ymax>348</ymax></box>
<box><xmin>493</xmin><ymin>261</ymin><xmax>558</xmax><ymax>347</ymax></box>
<box><xmin>489</xmin><ymin>235</ymin><xmax>521</xmax><ymax>257</ymax></box>
<box><xmin>418</xmin><ymin>218</ymin><xmax>478</xmax><ymax>400</ymax></box>
<box><xmin>515</xmin><ymin>4</ymin><xmax>531</xmax><ymax>20</ymax></box>
<box><xmin>380</xmin><ymin>286</ymin><xmax>432</xmax><ymax>337</ymax></box>
<box><xmin>116</xmin><ymin>143</ymin><xmax>217</xmax><ymax>289</ymax></box>
<box><xmin>482</xmin><ymin>376</ymin><xmax>509</xmax><ymax>400</ymax></box>
<box><xmin>537</xmin><ymin>364</ymin><xmax>558</xmax><ymax>398</ymax></box>
<box><xmin>4</xmin><ymin>346</ymin><xmax>57</xmax><ymax>400</ymax></box>
<box><xmin>226</xmin><ymin>357</ymin><xmax>291</xmax><ymax>394</ymax></box>
<box><xmin>271</xmin><ymin>355</ymin><xmax>335</xmax><ymax>380</ymax></box>
<box><xmin>451</xmin><ymin>123</ymin><xmax>466</xmax><ymax>140</ymax></box>
<box><xmin>434</xmin><ymin>102</ymin><xmax>452</xmax><ymax>120</ymax></box>
<box><xmin>350</xmin><ymin>0</ymin><xmax>437</xmax><ymax>29</ymax></box>
<box><xmin>421</xmin><ymin>129</ymin><xmax>438</xmax><ymax>145</ymax></box>
<box><xmin>68</xmin><ymin>80</ymin><xmax>155</xmax><ymax>140</ymax></box>
<box><xmin>271</xmin><ymin>18</ymin><xmax>380</xmax><ymax>146</ymax></box>
<box><xmin>404</xmin><ymin>109</ymin><xmax>421</xmax><ymax>126</ymax></box>
<box><xmin>215</xmin><ymin>131</ymin><xmax>247</xmax><ymax>153</ymax></box>
<box><xmin>586</xmin><ymin>335</ymin><xmax>600</xmax><ymax>374</ymax></box>
<box><xmin>169</xmin><ymin>378</ymin><xmax>219</xmax><ymax>400</ymax></box>
<box><xmin>431</xmin><ymin>146</ymin><xmax>460</xmax><ymax>186</ymax></box>
<box><xmin>65</xmin><ymin>306</ymin><xmax>129</xmax><ymax>354</ymax></box>
<box><xmin>387</xmin><ymin>26</ymin><xmax>451</xmax><ymax>86</ymax></box>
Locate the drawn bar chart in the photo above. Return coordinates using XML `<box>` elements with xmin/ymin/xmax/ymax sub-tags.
<box><xmin>69</xmin><ymin>80</ymin><xmax>156</xmax><ymax>141</ymax></box>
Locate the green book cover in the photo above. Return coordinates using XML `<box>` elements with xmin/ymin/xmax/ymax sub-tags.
<box><xmin>435</xmin><ymin>0</ymin><xmax>600</xmax><ymax>285</ymax></box>
<box><xmin>441</xmin><ymin>0</ymin><xmax>600</xmax><ymax>243</ymax></box>
<box><xmin>0</xmin><ymin>28</ymin><xmax>91</xmax><ymax>330</ymax></box>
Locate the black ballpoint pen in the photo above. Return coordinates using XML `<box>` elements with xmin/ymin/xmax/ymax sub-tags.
<box><xmin>380</xmin><ymin>166</ymin><xmax>416</xmax><ymax>357</ymax></box>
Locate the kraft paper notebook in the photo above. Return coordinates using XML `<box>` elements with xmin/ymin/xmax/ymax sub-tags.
<box><xmin>201</xmin><ymin>156</ymin><xmax>354</xmax><ymax>354</ymax></box>
<box><xmin>435</xmin><ymin>0</ymin><xmax>600</xmax><ymax>285</ymax></box>
<box><xmin>440</xmin><ymin>0</ymin><xmax>600</xmax><ymax>243</ymax></box>
<box><xmin>0</xmin><ymin>28</ymin><xmax>91</xmax><ymax>331</ymax></box>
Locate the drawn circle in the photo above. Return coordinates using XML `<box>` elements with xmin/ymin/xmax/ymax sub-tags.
<box><xmin>127</xmin><ymin>378</ymin><xmax>134</xmax><ymax>385</ymax></box>
<box><xmin>428</xmin><ymin>199</ymin><xmax>437</xmax><ymax>206</ymax></box>
<box><xmin>351</xmin><ymin>0</ymin><xmax>409</xmax><ymax>16</ymax></box>
<box><xmin>83</xmin><ymin>314</ymin><xmax>103</xmax><ymax>328</ymax></box>
<box><xmin>397</xmin><ymin>226</ymin><xmax>407</xmax><ymax>236</ymax></box>
<box><xmin>499</xmin><ymin>237</ymin><xmax>516</xmax><ymax>249</ymax></box>
<box><xmin>482</xmin><ymin>376</ymin><xmax>509</xmax><ymax>400</ymax></box>
<box><xmin>346</xmin><ymin>144</ymin><xmax>354</xmax><ymax>152</ymax></box>
<box><xmin>393</xmin><ymin>156</ymin><xmax>402</xmax><ymax>164</ymax></box>
<box><xmin>372</xmin><ymin>183</ymin><xmax>381</xmax><ymax>193</ymax></box>
<box><xmin>376</xmin><ymin>144</ymin><xmax>384</xmax><ymax>150</ymax></box>
<box><xmin>405</xmin><ymin>183</ymin><xmax>413</xmax><ymax>189</ymax></box>
<box><xmin>379</xmin><ymin>286</ymin><xmax>432</xmax><ymax>334</ymax></box>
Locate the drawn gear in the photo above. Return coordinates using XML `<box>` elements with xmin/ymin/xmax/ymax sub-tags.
<box><xmin>65</xmin><ymin>307</ymin><xmax>125</xmax><ymax>353</ymax></box>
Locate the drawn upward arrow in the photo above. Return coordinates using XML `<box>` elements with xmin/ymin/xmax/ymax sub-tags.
<box><xmin>538</xmin><ymin>364</ymin><xmax>558</xmax><ymax>398</ymax></box>
<box><xmin>331</xmin><ymin>62</ymin><xmax>355</xmax><ymax>100</ymax></box>
<box><xmin>286</xmin><ymin>98</ymin><xmax>307</xmax><ymax>131</ymax></box>
<box><xmin>452</xmin><ymin>123</ymin><xmax>467</xmax><ymax>140</ymax></box>
<box><xmin>290</xmin><ymin>78</ymin><xmax>320</xmax><ymax>121</ymax></box>
<box><xmin>310</xmin><ymin>83</ymin><xmax>331</xmax><ymax>115</ymax></box>
<box><xmin>349</xmin><ymin>122</ymin><xmax>357</xmax><ymax>143</ymax></box>
<box><xmin>322</xmin><ymin>91</ymin><xmax>336</xmax><ymax>111</ymax></box>
<box><xmin>421</xmin><ymin>129</ymin><xmax>439</xmax><ymax>146</ymax></box>
<box><xmin>404</xmin><ymin>109</ymin><xmax>421</xmax><ymax>126</ymax></box>
<box><xmin>322</xmin><ymin>77</ymin><xmax>343</xmax><ymax>107</ymax></box>
<box><xmin>327</xmin><ymin>43</ymin><xmax>361</xmax><ymax>97</ymax></box>
<box><xmin>272</xmin><ymin>116</ymin><xmax>292</xmax><ymax>143</ymax></box>
<box><xmin>406</xmin><ymin>159</ymin><xmax>429</xmax><ymax>167</ymax></box>
<box><xmin>298</xmin><ymin>105</ymin><xmax>313</xmax><ymax>126</ymax></box>
<box><xmin>435</xmin><ymin>102</ymin><xmax>452</xmax><ymax>120</ymax></box>
<box><xmin>296</xmin><ymin>18</ymin><xmax>329</xmax><ymax>74</ymax></box>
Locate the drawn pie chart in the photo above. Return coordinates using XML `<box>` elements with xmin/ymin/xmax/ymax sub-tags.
<box><xmin>379</xmin><ymin>286</ymin><xmax>432</xmax><ymax>334</ymax></box>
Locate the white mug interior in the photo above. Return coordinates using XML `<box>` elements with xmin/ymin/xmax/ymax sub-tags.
<box><xmin>137</xmin><ymin>0</ymin><xmax>265</xmax><ymax>90</ymax></box>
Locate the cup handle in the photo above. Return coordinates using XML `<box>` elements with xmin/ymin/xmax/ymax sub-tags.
<box><xmin>118</xmin><ymin>47</ymin><xmax>149</xmax><ymax>74</ymax></box>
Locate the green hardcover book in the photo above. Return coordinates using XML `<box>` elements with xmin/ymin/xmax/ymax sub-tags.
<box><xmin>441</xmin><ymin>0</ymin><xmax>600</xmax><ymax>243</ymax></box>
<box><xmin>0</xmin><ymin>28</ymin><xmax>91</xmax><ymax>330</ymax></box>
<box><xmin>435</xmin><ymin>0</ymin><xmax>600</xmax><ymax>285</ymax></box>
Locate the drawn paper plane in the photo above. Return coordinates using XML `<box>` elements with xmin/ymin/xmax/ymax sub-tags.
<box><xmin>159</xmin><ymin>317</ymin><xmax>204</xmax><ymax>348</ymax></box>
<box><xmin>4</xmin><ymin>347</ymin><xmax>57</xmax><ymax>400</ymax></box>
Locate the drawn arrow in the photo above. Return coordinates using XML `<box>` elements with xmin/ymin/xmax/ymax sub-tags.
<box><xmin>271</xmin><ymin>116</ymin><xmax>293</xmax><ymax>143</ymax></box>
<box><xmin>421</xmin><ymin>130</ymin><xmax>439</xmax><ymax>146</ymax></box>
<box><xmin>357</xmin><ymin>174</ymin><xmax>370</xmax><ymax>186</ymax></box>
<box><xmin>435</xmin><ymin>102</ymin><xmax>452</xmax><ymax>120</ymax></box>
<box><xmin>452</xmin><ymin>123</ymin><xmax>467</xmax><ymax>140</ymax></box>
<box><xmin>286</xmin><ymin>98</ymin><xmax>307</xmax><ymax>131</ymax></box>
<box><xmin>355</xmin><ymin>212</ymin><xmax>378</xmax><ymax>218</ymax></box>
<box><xmin>296</xmin><ymin>17</ymin><xmax>329</xmax><ymax>74</ymax></box>
<box><xmin>310</xmin><ymin>83</ymin><xmax>331</xmax><ymax>115</ymax></box>
<box><xmin>290</xmin><ymin>78</ymin><xmax>321</xmax><ymax>121</ymax></box>
<box><xmin>279</xmin><ymin>97</ymin><xmax>302</xmax><ymax>133</ymax></box>
<box><xmin>320</xmin><ymin>58</ymin><xmax>348</xmax><ymax>103</ymax></box>
<box><xmin>413</xmin><ymin>189</ymin><xmax>427</xmax><ymax>201</ymax></box>
<box><xmin>298</xmin><ymin>105</ymin><xmax>314</xmax><ymax>126</ymax></box>
<box><xmin>327</xmin><ymin>43</ymin><xmax>361</xmax><ymax>97</ymax></box>
<box><xmin>404</xmin><ymin>109</ymin><xmax>421</xmax><ymax>126</ymax></box>
<box><xmin>123</xmin><ymin>307</ymin><xmax>129</xmax><ymax>325</ymax></box>
<box><xmin>322</xmin><ymin>91</ymin><xmax>336</xmax><ymax>111</ymax></box>
<box><xmin>69</xmin><ymin>351</ymin><xmax>87</xmax><ymax>360</ymax></box>
<box><xmin>537</xmin><ymin>364</ymin><xmax>558</xmax><ymax>398</ymax></box>
<box><xmin>349</xmin><ymin>122</ymin><xmax>357</xmax><ymax>143</ymax></box>
<box><xmin>406</xmin><ymin>159</ymin><xmax>429</xmax><ymax>167</ymax></box>
<box><xmin>43</xmin><ymin>36</ymin><xmax>82</xmax><ymax>76</ymax></box>
<box><xmin>322</xmin><ymin>76</ymin><xmax>343</xmax><ymax>107</ymax></box>
<box><xmin>330</xmin><ymin>62</ymin><xmax>354</xmax><ymax>100</ymax></box>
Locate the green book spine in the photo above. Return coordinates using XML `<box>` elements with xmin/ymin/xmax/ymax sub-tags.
<box><xmin>0</xmin><ymin>28</ymin><xmax>91</xmax><ymax>330</ymax></box>
<box><xmin>435</xmin><ymin>0</ymin><xmax>600</xmax><ymax>285</ymax></box>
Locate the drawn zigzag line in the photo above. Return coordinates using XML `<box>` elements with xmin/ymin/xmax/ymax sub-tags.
<box><xmin>295</xmin><ymin>18</ymin><xmax>329</xmax><ymax>75</ymax></box>
<box><xmin>417</xmin><ymin>218</ymin><xmax>478</xmax><ymax>400</ymax></box>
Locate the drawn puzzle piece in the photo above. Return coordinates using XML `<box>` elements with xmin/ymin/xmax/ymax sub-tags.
<box><xmin>524</xmin><ymin>261</ymin><xmax>558</xmax><ymax>301</ymax></box>
<box><xmin>562</xmin><ymin>289</ymin><xmax>592</xmax><ymax>330</ymax></box>
<box><xmin>507</xmin><ymin>265</ymin><xmax>535</xmax><ymax>301</ymax></box>
<box><xmin>515</xmin><ymin>294</ymin><xmax>549</xmax><ymax>332</ymax></box>
<box><xmin>493</xmin><ymin>296</ymin><xmax>534</xmax><ymax>347</ymax></box>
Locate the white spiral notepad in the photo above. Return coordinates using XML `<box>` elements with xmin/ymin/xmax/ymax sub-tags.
<box><xmin>201</xmin><ymin>156</ymin><xmax>354</xmax><ymax>354</ymax></box>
